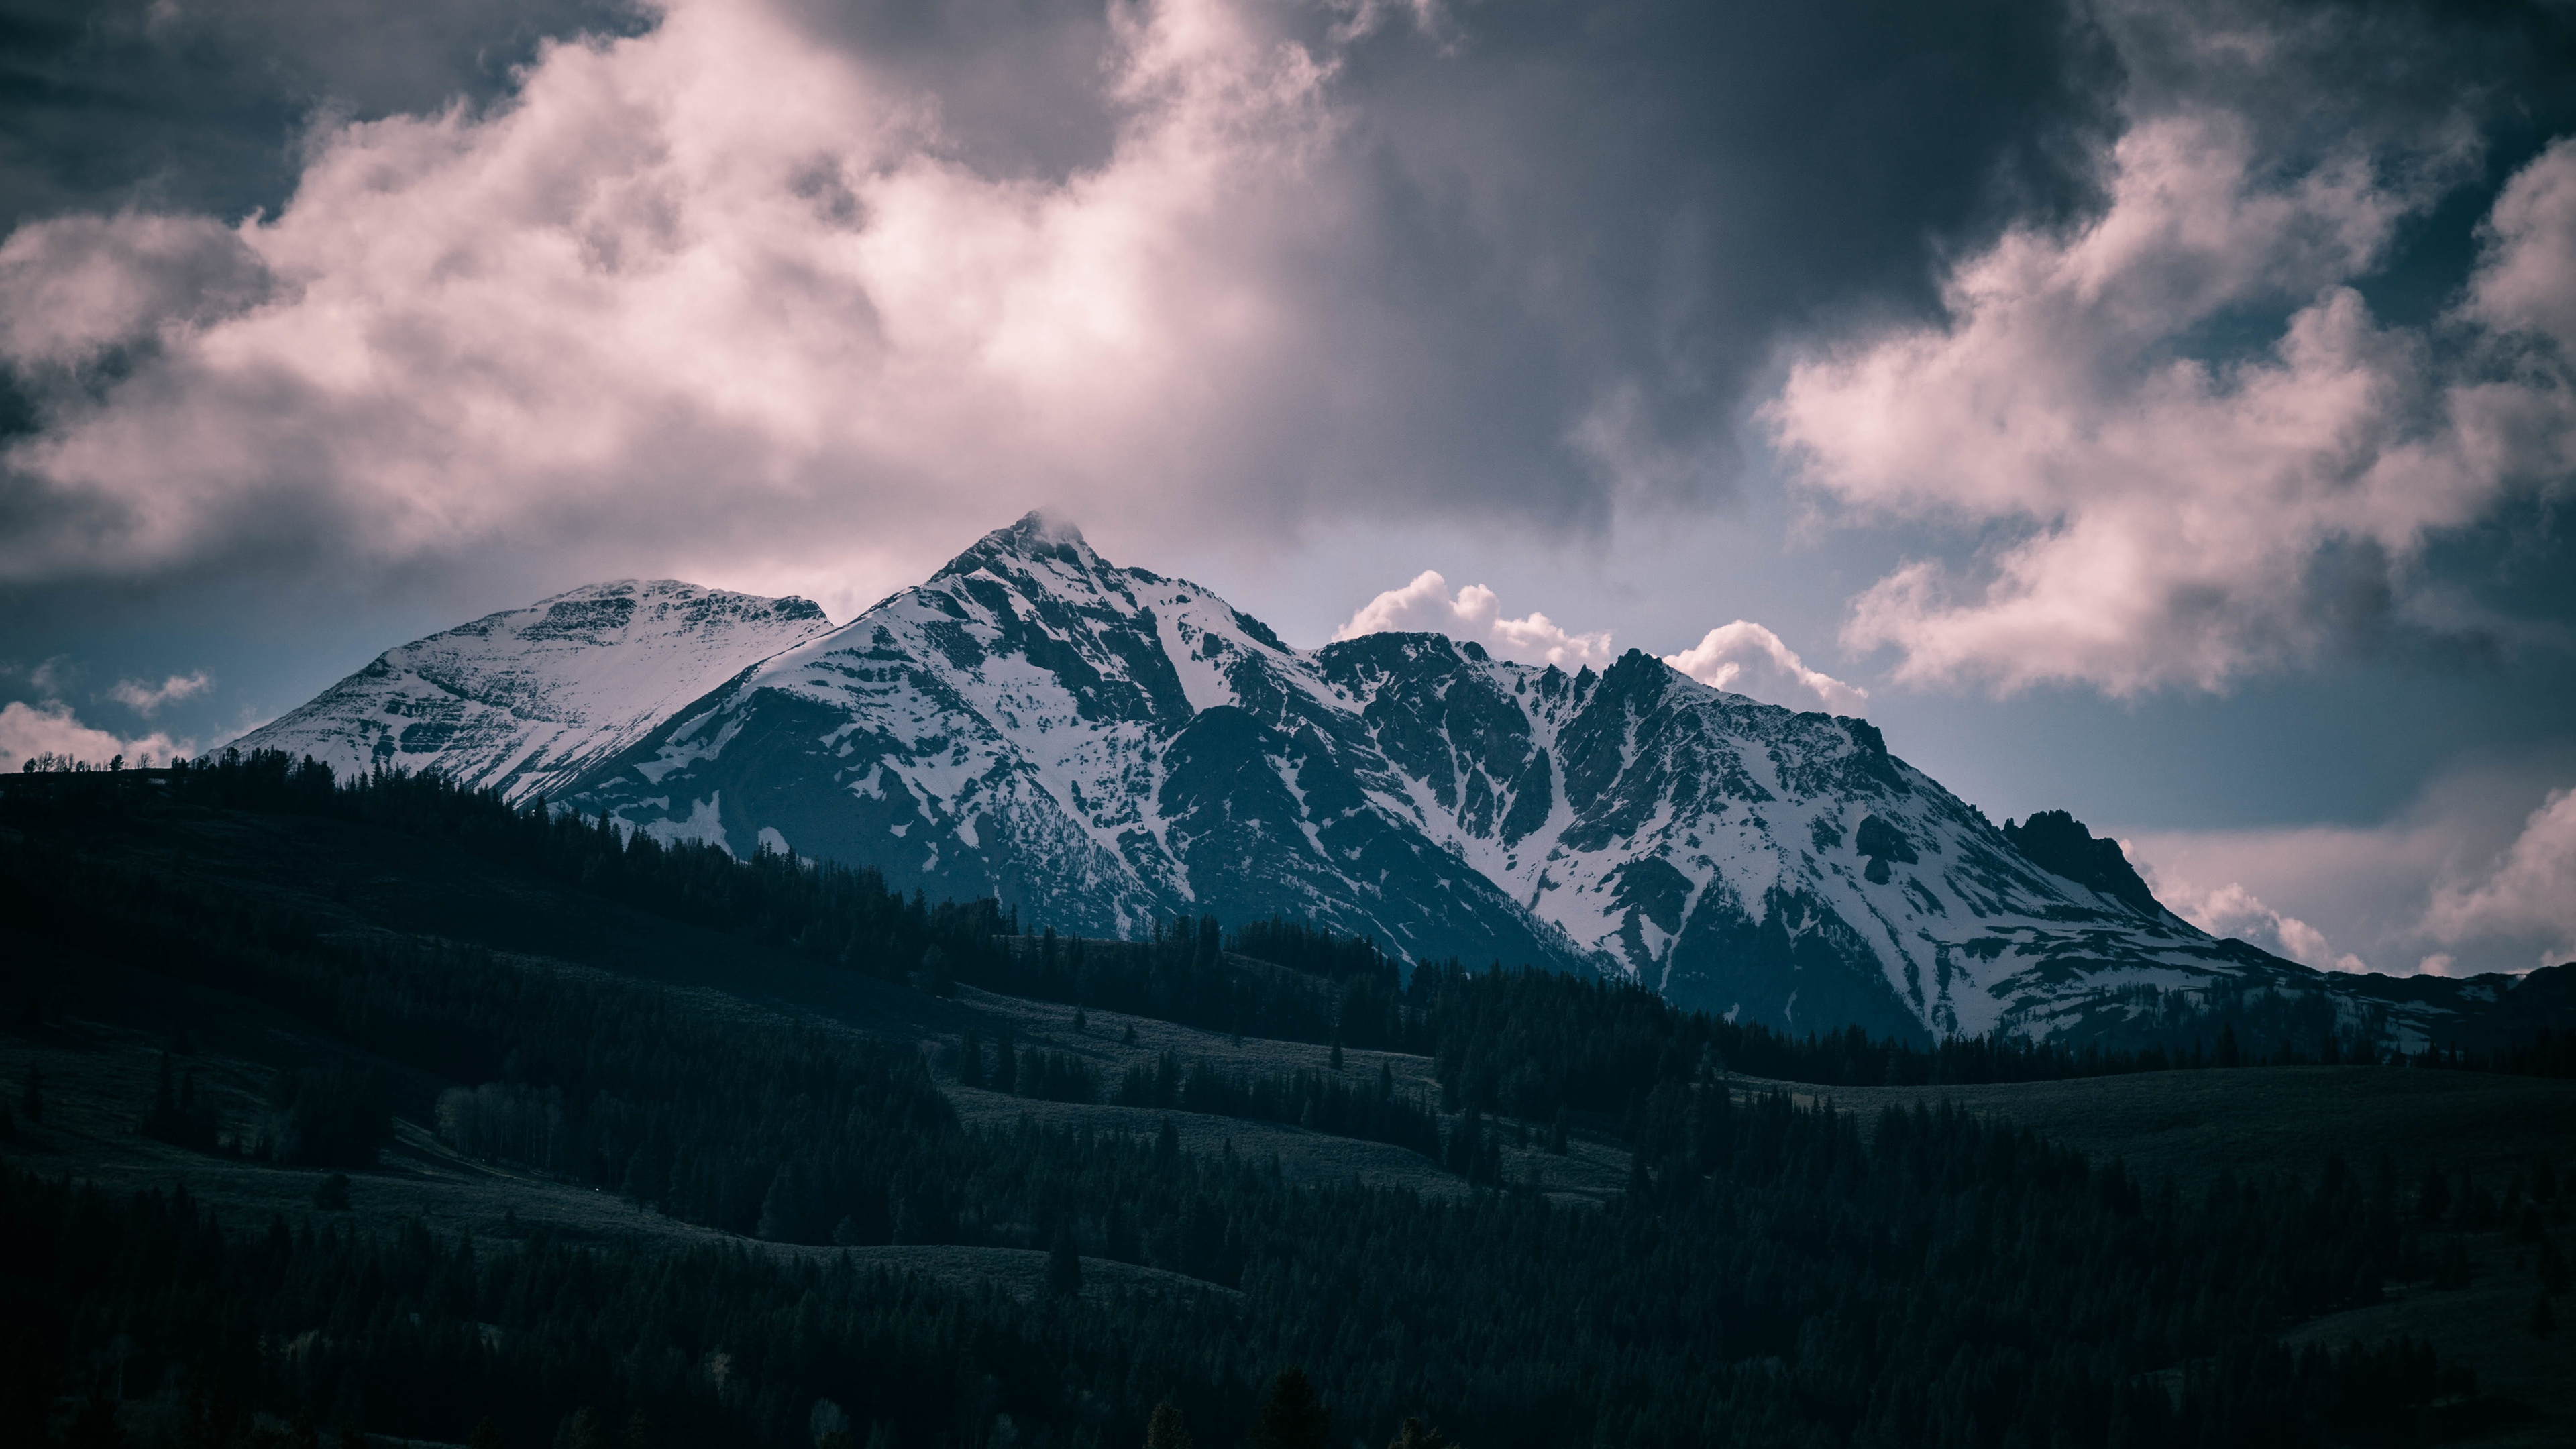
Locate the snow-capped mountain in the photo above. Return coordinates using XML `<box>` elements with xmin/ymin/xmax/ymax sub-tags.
<box><xmin>544</xmin><ymin>513</ymin><xmax>2434</xmax><ymax>1044</ymax></box>
<box><xmin>229</xmin><ymin>580</ymin><xmax>833</xmax><ymax>802</ymax></box>
<box><xmin>565</xmin><ymin>515</ymin><xmax>1594</xmax><ymax>977</ymax></box>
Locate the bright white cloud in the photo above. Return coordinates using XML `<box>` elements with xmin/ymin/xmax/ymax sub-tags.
<box><xmin>1767</xmin><ymin>115</ymin><xmax>2576</xmax><ymax>695</ymax></box>
<box><xmin>1332</xmin><ymin>570</ymin><xmax>1615</xmax><ymax>671</ymax></box>
<box><xmin>1660</xmin><ymin>622</ymin><xmax>1868</xmax><ymax>714</ymax></box>
<box><xmin>0</xmin><ymin>0</ymin><xmax>1462</xmax><ymax>601</ymax></box>
<box><xmin>1332</xmin><ymin>570</ymin><xmax>1868</xmax><ymax>713</ymax></box>
<box><xmin>0</xmin><ymin>699</ymin><xmax>189</xmax><ymax>771</ymax></box>
<box><xmin>2424</xmin><ymin>787</ymin><xmax>2576</xmax><ymax>967</ymax></box>
<box><xmin>106</xmin><ymin>669</ymin><xmax>213</xmax><ymax>716</ymax></box>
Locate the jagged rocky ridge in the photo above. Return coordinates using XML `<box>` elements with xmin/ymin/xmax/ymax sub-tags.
<box><xmin>525</xmin><ymin>513</ymin><xmax>2503</xmax><ymax>1048</ymax></box>
<box><xmin>231</xmin><ymin>580</ymin><xmax>835</xmax><ymax>802</ymax></box>
<box><xmin>231</xmin><ymin>515</ymin><xmax>2558</xmax><ymax>1048</ymax></box>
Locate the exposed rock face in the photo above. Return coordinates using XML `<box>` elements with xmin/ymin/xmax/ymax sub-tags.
<box><xmin>241</xmin><ymin>515</ymin><xmax>2532</xmax><ymax>1048</ymax></box>
<box><xmin>2003</xmin><ymin>810</ymin><xmax>2161</xmax><ymax>916</ymax></box>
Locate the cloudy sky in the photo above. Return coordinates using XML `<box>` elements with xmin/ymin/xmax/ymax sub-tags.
<box><xmin>3</xmin><ymin>0</ymin><xmax>2572</xmax><ymax>975</ymax></box>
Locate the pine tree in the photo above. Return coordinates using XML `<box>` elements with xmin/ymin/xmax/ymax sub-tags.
<box><xmin>146</xmin><ymin>1051</ymin><xmax>178</xmax><ymax>1139</ymax></box>
<box><xmin>757</xmin><ymin>1167</ymin><xmax>800</xmax><ymax>1240</ymax></box>
<box><xmin>1248</xmin><ymin>1370</ymin><xmax>1330</xmax><ymax>1449</ymax></box>
<box><xmin>1388</xmin><ymin>1419</ymin><xmax>1454</xmax><ymax>1449</ymax></box>
<box><xmin>66</xmin><ymin>1387</ymin><xmax>123</xmax><ymax>1449</ymax></box>
<box><xmin>1048</xmin><ymin>1226</ymin><xmax>1083</xmax><ymax>1297</ymax></box>
<box><xmin>2537</xmin><ymin>1236</ymin><xmax>2570</xmax><ymax>1294</ymax></box>
<box><xmin>1142</xmin><ymin>1402</ymin><xmax>1191</xmax><ymax>1449</ymax></box>
<box><xmin>561</xmin><ymin>1407</ymin><xmax>609</xmax><ymax>1449</ymax></box>
<box><xmin>2420</xmin><ymin>1164</ymin><xmax>2451</xmax><ymax>1223</ymax></box>
<box><xmin>178</xmin><ymin>1070</ymin><xmax>213</xmax><ymax>1150</ymax></box>
<box><xmin>1330</xmin><ymin>1038</ymin><xmax>1344</xmax><ymax>1072</ymax></box>
<box><xmin>470</xmin><ymin>1420</ymin><xmax>503</xmax><ymax>1449</ymax></box>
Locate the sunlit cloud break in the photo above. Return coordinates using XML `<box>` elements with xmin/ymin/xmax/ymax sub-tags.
<box><xmin>1770</xmin><ymin>119</ymin><xmax>2576</xmax><ymax>696</ymax></box>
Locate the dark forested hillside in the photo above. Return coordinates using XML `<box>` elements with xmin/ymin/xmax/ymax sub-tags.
<box><xmin>2</xmin><ymin>758</ymin><xmax>2569</xmax><ymax>1448</ymax></box>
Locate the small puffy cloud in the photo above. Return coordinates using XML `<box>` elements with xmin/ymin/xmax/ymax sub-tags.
<box><xmin>1333</xmin><ymin>571</ymin><xmax>1866</xmax><ymax>712</ymax></box>
<box><xmin>2463</xmin><ymin>136</ymin><xmax>2576</xmax><ymax>354</ymax></box>
<box><xmin>16</xmin><ymin>656</ymin><xmax>76</xmax><ymax>695</ymax></box>
<box><xmin>1661</xmin><ymin>622</ymin><xmax>1868</xmax><ymax>714</ymax></box>
<box><xmin>1767</xmin><ymin>110</ymin><xmax>2576</xmax><ymax>696</ymax></box>
<box><xmin>2424</xmin><ymin>786</ymin><xmax>2576</xmax><ymax>967</ymax></box>
<box><xmin>2145</xmin><ymin>869</ymin><xmax>2369</xmax><ymax>974</ymax></box>
<box><xmin>1332</xmin><ymin>570</ymin><xmax>1616</xmax><ymax>671</ymax></box>
<box><xmin>0</xmin><ymin>698</ymin><xmax>188</xmax><ymax>770</ymax></box>
<box><xmin>106</xmin><ymin>669</ymin><xmax>211</xmax><ymax>716</ymax></box>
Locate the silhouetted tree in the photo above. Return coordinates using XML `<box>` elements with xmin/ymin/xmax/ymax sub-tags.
<box><xmin>1143</xmin><ymin>1402</ymin><xmax>1191</xmax><ymax>1449</ymax></box>
<box><xmin>1048</xmin><ymin>1226</ymin><xmax>1083</xmax><ymax>1297</ymax></box>
<box><xmin>1249</xmin><ymin>1370</ymin><xmax>1330</xmax><ymax>1449</ymax></box>
<box><xmin>1389</xmin><ymin>1419</ymin><xmax>1454</xmax><ymax>1449</ymax></box>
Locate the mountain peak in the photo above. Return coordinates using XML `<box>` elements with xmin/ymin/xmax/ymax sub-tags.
<box><xmin>1010</xmin><ymin>508</ymin><xmax>1087</xmax><ymax>548</ymax></box>
<box><xmin>229</xmin><ymin>576</ymin><xmax>834</xmax><ymax>800</ymax></box>
<box><xmin>2002</xmin><ymin>810</ymin><xmax>2165</xmax><ymax>917</ymax></box>
<box><xmin>934</xmin><ymin>509</ymin><xmax>1097</xmax><ymax>581</ymax></box>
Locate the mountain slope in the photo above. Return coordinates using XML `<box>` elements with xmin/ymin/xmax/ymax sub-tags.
<box><xmin>564</xmin><ymin>517</ymin><xmax>1591</xmax><ymax>974</ymax></box>
<box><xmin>233</xmin><ymin>515</ymin><xmax>2534</xmax><ymax>1049</ymax></box>
<box><xmin>230</xmin><ymin>580</ymin><xmax>833</xmax><ymax>801</ymax></box>
<box><xmin>556</xmin><ymin>514</ymin><xmax>2422</xmax><ymax>1045</ymax></box>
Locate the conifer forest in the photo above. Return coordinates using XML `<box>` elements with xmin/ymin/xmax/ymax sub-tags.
<box><xmin>3</xmin><ymin>756</ymin><xmax>2570</xmax><ymax>1449</ymax></box>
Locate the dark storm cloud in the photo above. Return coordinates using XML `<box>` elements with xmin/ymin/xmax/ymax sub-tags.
<box><xmin>1242</xmin><ymin>0</ymin><xmax>2121</xmax><ymax>519</ymax></box>
<box><xmin>0</xmin><ymin>0</ymin><xmax>646</xmax><ymax>231</ymax></box>
<box><xmin>1766</xmin><ymin>0</ymin><xmax>2576</xmax><ymax>695</ymax></box>
<box><xmin>0</xmin><ymin>0</ymin><xmax>2131</xmax><ymax>596</ymax></box>
<box><xmin>0</xmin><ymin>0</ymin><xmax>2568</xmax><ymax>639</ymax></box>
